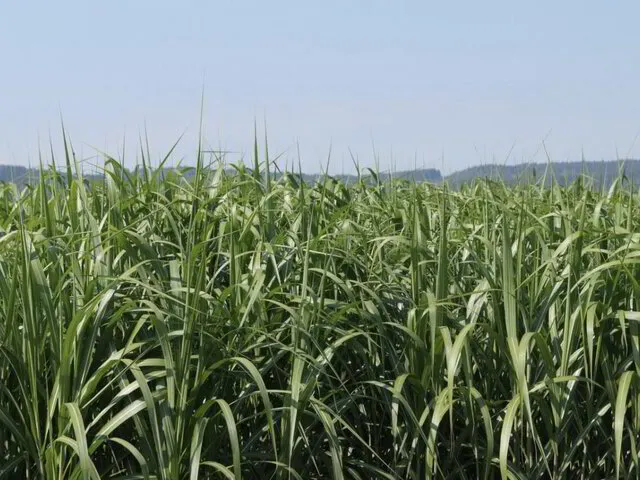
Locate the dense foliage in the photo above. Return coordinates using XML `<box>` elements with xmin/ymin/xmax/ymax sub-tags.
<box><xmin>0</xmin><ymin>141</ymin><xmax>639</xmax><ymax>479</ymax></box>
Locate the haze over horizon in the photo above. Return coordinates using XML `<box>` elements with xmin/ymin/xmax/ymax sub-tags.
<box><xmin>2</xmin><ymin>1</ymin><xmax>639</xmax><ymax>174</ymax></box>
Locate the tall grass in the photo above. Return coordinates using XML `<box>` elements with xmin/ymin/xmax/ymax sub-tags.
<box><xmin>0</xmin><ymin>137</ymin><xmax>639</xmax><ymax>479</ymax></box>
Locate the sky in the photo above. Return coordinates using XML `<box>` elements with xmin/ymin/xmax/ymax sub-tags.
<box><xmin>1</xmin><ymin>1</ymin><xmax>639</xmax><ymax>174</ymax></box>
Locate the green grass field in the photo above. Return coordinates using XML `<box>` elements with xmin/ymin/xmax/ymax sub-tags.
<box><xmin>0</xmin><ymin>137</ymin><xmax>639</xmax><ymax>479</ymax></box>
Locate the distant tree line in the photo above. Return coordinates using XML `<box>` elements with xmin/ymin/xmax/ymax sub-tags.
<box><xmin>2</xmin><ymin>160</ymin><xmax>639</xmax><ymax>188</ymax></box>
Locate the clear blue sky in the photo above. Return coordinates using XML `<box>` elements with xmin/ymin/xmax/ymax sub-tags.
<box><xmin>1</xmin><ymin>1</ymin><xmax>639</xmax><ymax>174</ymax></box>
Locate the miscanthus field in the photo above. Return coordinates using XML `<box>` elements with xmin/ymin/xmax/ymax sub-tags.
<box><xmin>0</xmin><ymin>138</ymin><xmax>639</xmax><ymax>479</ymax></box>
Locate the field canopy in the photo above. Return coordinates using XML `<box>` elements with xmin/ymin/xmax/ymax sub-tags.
<box><xmin>0</xmin><ymin>143</ymin><xmax>639</xmax><ymax>479</ymax></box>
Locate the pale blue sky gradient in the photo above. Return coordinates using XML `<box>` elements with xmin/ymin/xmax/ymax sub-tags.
<box><xmin>1</xmin><ymin>1</ymin><xmax>639</xmax><ymax>173</ymax></box>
